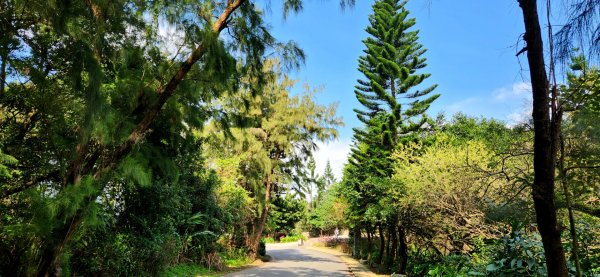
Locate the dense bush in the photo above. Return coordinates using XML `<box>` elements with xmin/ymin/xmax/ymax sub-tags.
<box><xmin>280</xmin><ymin>234</ymin><xmax>307</xmax><ymax>243</ymax></box>
<box><xmin>262</xmin><ymin>237</ymin><xmax>275</xmax><ymax>244</ymax></box>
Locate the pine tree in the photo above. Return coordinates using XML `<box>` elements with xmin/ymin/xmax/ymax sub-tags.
<box><xmin>354</xmin><ymin>0</ymin><xmax>439</xmax><ymax>155</ymax></box>
<box><xmin>322</xmin><ymin>160</ymin><xmax>336</xmax><ymax>187</ymax></box>
<box><xmin>346</xmin><ymin>0</ymin><xmax>438</xmax><ymax>272</ymax></box>
<box><xmin>306</xmin><ymin>156</ymin><xmax>323</xmax><ymax>209</ymax></box>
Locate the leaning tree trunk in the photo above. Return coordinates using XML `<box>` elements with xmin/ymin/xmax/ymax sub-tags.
<box><xmin>249</xmin><ymin>172</ymin><xmax>273</xmax><ymax>258</ymax></box>
<box><xmin>35</xmin><ymin>2</ymin><xmax>248</xmax><ymax>275</ymax></box>
<box><xmin>517</xmin><ymin>0</ymin><xmax>568</xmax><ymax>275</ymax></box>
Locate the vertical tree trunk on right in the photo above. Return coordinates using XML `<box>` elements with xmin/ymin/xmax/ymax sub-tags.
<box><xmin>517</xmin><ymin>0</ymin><xmax>568</xmax><ymax>275</ymax></box>
<box><xmin>377</xmin><ymin>223</ymin><xmax>385</xmax><ymax>266</ymax></box>
<box><xmin>397</xmin><ymin>226</ymin><xmax>408</xmax><ymax>274</ymax></box>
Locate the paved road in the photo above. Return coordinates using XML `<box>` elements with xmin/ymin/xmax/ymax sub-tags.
<box><xmin>225</xmin><ymin>242</ymin><xmax>352</xmax><ymax>276</ymax></box>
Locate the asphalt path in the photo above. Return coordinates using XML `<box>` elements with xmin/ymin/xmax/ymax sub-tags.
<box><xmin>224</xmin><ymin>242</ymin><xmax>352</xmax><ymax>276</ymax></box>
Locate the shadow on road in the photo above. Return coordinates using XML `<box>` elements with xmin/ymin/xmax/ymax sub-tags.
<box><xmin>225</xmin><ymin>245</ymin><xmax>351</xmax><ymax>276</ymax></box>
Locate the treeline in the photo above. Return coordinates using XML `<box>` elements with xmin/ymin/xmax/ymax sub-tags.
<box><xmin>339</xmin><ymin>113</ymin><xmax>600</xmax><ymax>275</ymax></box>
<box><xmin>0</xmin><ymin>0</ymin><xmax>341</xmax><ymax>276</ymax></box>
<box><xmin>334</xmin><ymin>0</ymin><xmax>600</xmax><ymax>275</ymax></box>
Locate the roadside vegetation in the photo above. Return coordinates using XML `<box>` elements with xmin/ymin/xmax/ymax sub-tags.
<box><xmin>0</xmin><ymin>0</ymin><xmax>598</xmax><ymax>276</ymax></box>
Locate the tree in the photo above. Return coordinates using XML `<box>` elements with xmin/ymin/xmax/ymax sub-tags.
<box><xmin>345</xmin><ymin>0</ymin><xmax>438</xmax><ymax>272</ymax></box>
<box><xmin>204</xmin><ymin>60</ymin><xmax>342</xmax><ymax>257</ymax></box>
<box><xmin>310</xmin><ymin>183</ymin><xmax>348</xmax><ymax>233</ymax></box>
<box><xmin>0</xmin><ymin>0</ymin><xmax>356</xmax><ymax>274</ymax></box>
<box><xmin>353</xmin><ymin>0</ymin><xmax>439</xmax><ymax>152</ymax></box>
<box><xmin>305</xmin><ymin>156</ymin><xmax>326</xmax><ymax>208</ymax></box>
<box><xmin>266</xmin><ymin>193</ymin><xmax>307</xmax><ymax>236</ymax></box>
<box><xmin>554</xmin><ymin>0</ymin><xmax>600</xmax><ymax>62</ymax></box>
<box><xmin>517</xmin><ymin>0</ymin><xmax>569</xmax><ymax>275</ymax></box>
<box><xmin>322</xmin><ymin>160</ymin><xmax>337</xmax><ymax>188</ymax></box>
<box><xmin>557</xmin><ymin>56</ymin><xmax>600</xmax><ymax>276</ymax></box>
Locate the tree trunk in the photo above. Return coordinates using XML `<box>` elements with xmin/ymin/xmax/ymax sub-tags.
<box><xmin>35</xmin><ymin>2</ymin><xmax>247</xmax><ymax>275</ymax></box>
<box><xmin>388</xmin><ymin>220</ymin><xmax>397</xmax><ymax>267</ymax></box>
<box><xmin>559</xmin><ymin>135</ymin><xmax>582</xmax><ymax>277</ymax></box>
<box><xmin>1</xmin><ymin>43</ymin><xmax>6</xmax><ymax>96</ymax></box>
<box><xmin>397</xmin><ymin>226</ymin><xmax>408</xmax><ymax>274</ymax></box>
<box><xmin>385</xmin><ymin>227</ymin><xmax>390</xmax><ymax>254</ymax></box>
<box><xmin>517</xmin><ymin>0</ymin><xmax>568</xmax><ymax>275</ymax></box>
<box><xmin>367</xmin><ymin>226</ymin><xmax>372</xmax><ymax>261</ymax></box>
<box><xmin>352</xmin><ymin>227</ymin><xmax>361</xmax><ymax>258</ymax></box>
<box><xmin>37</xmin><ymin>207</ymin><xmax>87</xmax><ymax>276</ymax></box>
<box><xmin>377</xmin><ymin>223</ymin><xmax>385</xmax><ymax>265</ymax></box>
<box><xmin>249</xmin><ymin>173</ymin><xmax>273</xmax><ymax>258</ymax></box>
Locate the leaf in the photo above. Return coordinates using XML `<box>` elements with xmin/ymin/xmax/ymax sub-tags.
<box><xmin>486</xmin><ymin>263</ymin><xmax>500</xmax><ymax>272</ymax></box>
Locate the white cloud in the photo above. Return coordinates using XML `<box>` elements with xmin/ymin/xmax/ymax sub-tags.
<box><xmin>506</xmin><ymin>98</ymin><xmax>533</xmax><ymax>127</ymax></box>
<box><xmin>156</xmin><ymin>19</ymin><xmax>188</xmax><ymax>60</ymax></box>
<box><xmin>493</xmin><ymin>82</ymin><xmax>531</xmax><ymax>101</ymax></box>
<box><xmin>441</xmin><ymin>82</ymin><xmax>534</xmax><ymax>127</ymax></box>
<box><xmin>490</xmin><ymin>82</ymin><xmax>533</xmax><ymax>126</ymax></box>
<box><xmin>312</xmin><ymin>139</ymin><xmax>352</xmax><ymax>180</ymax></box>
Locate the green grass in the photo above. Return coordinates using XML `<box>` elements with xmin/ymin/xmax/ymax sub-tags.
<box><xmin>262</xmin><ymin>234</ymin><xmax>307</xmax><ymax>244</ymax></box>
<box><xmin>280</xmin><ymin>234</ymin><xmax>306</xmax><ymax>243</ymax></box>
<box><xmin>160</xmin><ymin>264</ymin><xmax>216</xmax><ymax>277</ymax></box>
<box><xmin>222</xmin><ymin>251</ymin><xmax>253</xmax><ymax>268</ymax></box>
<box><xmin>262</xmin><ymin>237</ymin><xmax>275</xmax><ymax>243</ymax></box>
<box><xmin>160</xmin><ymin>250</ymin><xmax>254</xmax><ymax>277</ymax></box>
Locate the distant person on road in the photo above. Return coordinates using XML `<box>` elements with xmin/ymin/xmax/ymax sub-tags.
<box><xmin>334</xmin><ymin>227</ymin><xmax>339</xmax><ymax>242</ymax></box>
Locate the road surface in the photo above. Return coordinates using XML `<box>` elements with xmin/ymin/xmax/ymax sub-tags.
<box><xmin>225</xmin><ymin>242</ymin><xmax>352</xmax><ymax>276</ymax></box>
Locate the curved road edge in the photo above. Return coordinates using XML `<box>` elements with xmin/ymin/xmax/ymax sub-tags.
<box><xmin>306</xmin><ymin>244</ymin><xmax>389</xmax><ymax>277</ymax></box>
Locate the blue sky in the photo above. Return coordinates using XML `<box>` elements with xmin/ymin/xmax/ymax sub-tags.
<box><xmin>258</xmin><ymin>0</ymin><xmax>555</xmax><ymax>178</ymax></box>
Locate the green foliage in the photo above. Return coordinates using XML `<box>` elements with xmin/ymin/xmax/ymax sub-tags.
<box><xmin>293</xmin><ymin>155</ymin><xmax>324</xmax><ymax>208</ymax></box>
<box><xmin>484</xmin><ymin>231</ymin><xmax>547</xmax><ymax>276</ymax></box>
<box><xmin>160</xmin><ymin>263</ymin><xmax>215</xmax><ymax>277</ymax></box>
<box><xmin>261</xmin><ymin>237</ymin><xmax>276</xmax><ymax>244</ymax></box>
<box><xmin>342</xmin><ymin>0</ymin><xmax>440</xmax><ymax>272</ymax></box>
<box><xmin>569</xmin><ymin>215</ymin><xmax>600</xmax><ymax>274</ymax></box>
<box><xmin>322</xmin><ymin>160</ymin><xmax>337</xmax><ymax>188</ymax></box>
<box><xmin>267</xmin><ymin>194</ymin><xmax>307</xmax><ymax>235</ymax></box>
<box><xmin>280</xmin><ymin>234</ymin><xmax>308</xmax><ymax>243</ymax></box>
<box><xmin>204</xmin><ymin>59</ymin><xmax>341</xmax><ymax>254</ymax></box>
<box><xmin>309</xmin><ymin>182</ymin><xmax>348</xmax><ymax>231</ymax></box>
<box><xmin>353</xmin><ymin>0</ymin><xmax>439</xmax><ymax>148</ymax></box>
<box><xmin>0</xmin><ymin>0</ymin><xmax>318</xmax><ymax>274</ymax></box>
<box><xmin>0</xmin><ymin>148</ymin><xmax>18</xmax><ymax>180</ymax></box>
<box><xmin>220</xmin><ymin>248</ymin><xmax>254</xmax><ymax>267</ymax></box>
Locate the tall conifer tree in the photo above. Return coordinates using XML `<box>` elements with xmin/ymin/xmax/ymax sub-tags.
<box><xmin>346</xmin><ymin>0</ymin><xmax>438</xmax><ymax>272</ymax></box>
<box><xmin>353</xmin><ymin>0</ymin><xmax>438</xmax><ymax>158</ymax></box>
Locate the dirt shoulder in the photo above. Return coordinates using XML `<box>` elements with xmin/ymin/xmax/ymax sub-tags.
<box><xmin>306</xmin><ymin>242</ymin><xmax>389</xmax><ymax>277</ymax></box>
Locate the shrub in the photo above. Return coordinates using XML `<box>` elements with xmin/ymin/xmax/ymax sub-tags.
<box><xmin>220</xmin><ymin>248</ymin><xmax>252</xmax><ymax>267</ymax></box>
<box><xmin>261</xmin><ymin>237</ymin><xmax>275</xmax><ymax>244</ymax></box>
<box><xmin>483</xmin><ymin>231</ymin><xmax>547</xmax><ymax>276</ymax></box>
<box><xmin>280</xmin><ymin>234</ymin><xmax>307</xmax><ymax>243</ymax></box>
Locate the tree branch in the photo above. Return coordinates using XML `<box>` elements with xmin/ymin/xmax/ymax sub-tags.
<box><xmin>88</xmin><ymin>0</ymin><xmax>246</xmax><ymax>180</ymax></box>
